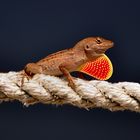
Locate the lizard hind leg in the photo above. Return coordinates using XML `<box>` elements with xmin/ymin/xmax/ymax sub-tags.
<box><xmin>24</xmin><ymin>63</ymin><xmax>43</xmax><ymax>75</ymax></box>
<box><xmin>21</xmin><ymin>63</ymin><xmax>43</xmax><ymax>87</ymax></box>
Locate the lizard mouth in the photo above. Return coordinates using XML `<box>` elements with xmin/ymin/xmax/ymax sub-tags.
<box><xmin>95</xmin><ymin>49</ymin><xmax>106</xmax><ymax>54</ymax></box>
<box><xmin>95</xmin><ymin>43</ymin><xmax>114</xmax><ymax>54</ymax></box>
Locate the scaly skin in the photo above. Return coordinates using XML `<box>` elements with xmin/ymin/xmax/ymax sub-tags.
<box><xmin>24</xmin><ymin>37</ymin><xmax>114</xmax><ymax>89</ymax></box>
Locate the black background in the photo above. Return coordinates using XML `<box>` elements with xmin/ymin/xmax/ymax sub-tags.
<box><xmin>0</xmin><ymin>0</ymin><xmax>140</xmax><ymax>140</ymax></box>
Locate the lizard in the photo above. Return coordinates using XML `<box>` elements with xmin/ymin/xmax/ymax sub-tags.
<box><xmin>23</xmin><ymin>37</ymin><xmax>114</xmax><ymax>90</ymax></box>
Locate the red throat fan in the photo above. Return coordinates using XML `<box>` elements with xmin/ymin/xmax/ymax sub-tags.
<box><xmin>77</xmin><ymin>54</ymin><xmax>113</xmax><ymax>80</ymax></box>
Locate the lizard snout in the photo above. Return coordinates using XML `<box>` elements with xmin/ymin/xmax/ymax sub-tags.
<box><xmin>108</xmin><ymin>41</ymin><xmax>114</xmax><ymax>48</ymax></box>
<box><xmin>95</xmin><ymin>41</ymin><xmax>114</xmax><ymax>54</ymax></box>
<box><xmin>101</xmin><ymin>41</ymin><xmax>114</xmax><ymax>51</ymax></box>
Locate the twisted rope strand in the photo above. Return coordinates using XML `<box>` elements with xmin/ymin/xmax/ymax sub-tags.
<box><xmin>0</xmin><ymin>71</ymin><xmax>140</xmax><ymax>112</ymax></box>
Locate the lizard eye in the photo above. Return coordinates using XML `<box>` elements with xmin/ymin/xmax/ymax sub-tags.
<box><xmin>96</xmin><ymin>38</ymin><xmax>102</xmax><ymax>44</ymax></box>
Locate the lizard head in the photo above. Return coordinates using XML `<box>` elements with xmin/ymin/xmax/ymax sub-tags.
<box><xmin>75</xmin><ymin>37</ymin><xmax>114</xmax><ymax>59</ymax></box>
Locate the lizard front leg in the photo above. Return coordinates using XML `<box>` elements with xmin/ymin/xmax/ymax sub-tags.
<box><xmin>59</xmin><ymin>65</ymin><xmax>76</xmax><ymax>90</ymax></box>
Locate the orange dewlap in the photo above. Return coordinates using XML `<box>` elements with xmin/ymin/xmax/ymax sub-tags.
<box><xmin>77</xmin><ymin>54</ymin><xmax>113</xmax><ymax>80</ymax></box>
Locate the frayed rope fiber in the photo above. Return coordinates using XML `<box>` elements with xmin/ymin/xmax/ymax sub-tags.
<box><xmin>0</xmin><ymin>71</ymin><xmax>140</xmax><ymax>112</ymax></box>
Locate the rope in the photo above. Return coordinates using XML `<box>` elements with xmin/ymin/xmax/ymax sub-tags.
<box><xmin>0</xmin><ymin>71</ymin><xmax>140</xmax><ymax>112</ymax></box>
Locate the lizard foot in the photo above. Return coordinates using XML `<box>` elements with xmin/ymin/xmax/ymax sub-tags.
<box><xmin>59</xmin><ymin>65</ymin><xmax>76</xmax><ymax>91</ymax></box>
<box><xmin>20</xmin><ymin>70</ymin><xmax>32</xmax><ymax>87</ymax></box>
<box><xmin>67</xmin><ymin>76</ymin><xmax>76</xmax><ymax>90</ymax></box>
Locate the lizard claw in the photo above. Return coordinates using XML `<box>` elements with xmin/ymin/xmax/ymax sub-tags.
<box><xmin>20</xmin><ymin>70</ymin><xmax>31</xmax><ymax>87</ymax></box>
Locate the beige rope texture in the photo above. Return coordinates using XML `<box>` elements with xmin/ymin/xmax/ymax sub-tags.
<box><xmin>0</xmin><ymin>71</ymin><xmax>140</xmax><ymax>112</ymax></box>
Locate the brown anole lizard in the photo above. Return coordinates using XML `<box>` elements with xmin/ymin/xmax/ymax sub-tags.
<box><xmin>23</xmin><ymin>37</ymin><xmax>114</xmax><ymax>89</ymax></box>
